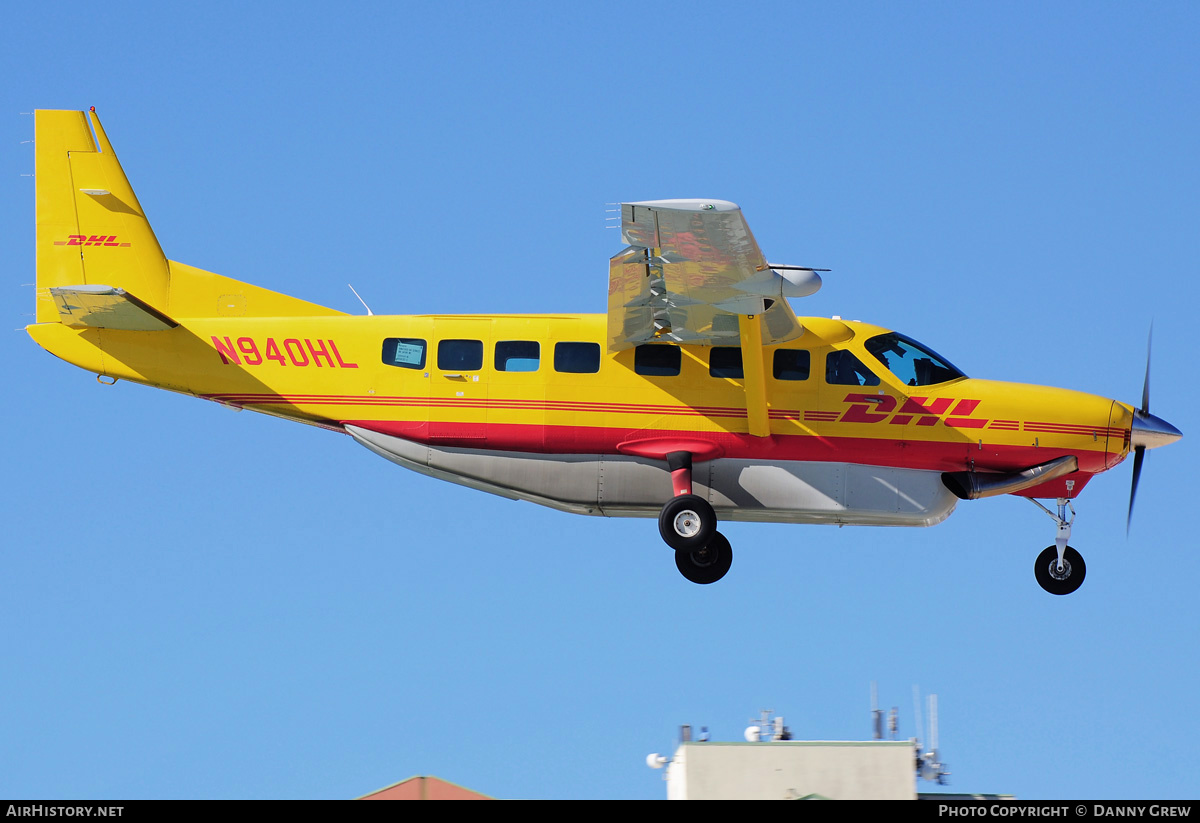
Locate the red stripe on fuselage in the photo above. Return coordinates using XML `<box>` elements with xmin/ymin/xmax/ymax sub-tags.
<box><xmin>342</xmin><ymin>419</ymin><xmax>1116</xmax><ymax>476</ymax></box>
<box><xmin>203</xmin><ymin>393</ymin><xmax>754</xmax><ymax>418</ymax></box>
<box><xmin>200</xmin><ymin>392</ymin><xmax>1120</xmax><ymax>481</ymax></box>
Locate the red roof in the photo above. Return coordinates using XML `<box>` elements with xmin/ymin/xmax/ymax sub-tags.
<box><xmin>358</xmin><ymin>775</ymin><xmax>492</xmax><ymax>800</ymax></box>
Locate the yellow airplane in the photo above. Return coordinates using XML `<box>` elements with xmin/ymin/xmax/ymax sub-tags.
<box><xmin>28</xmin><ymin>109</ymin><xmax>1182</xmax><ymax>593</ymax></box>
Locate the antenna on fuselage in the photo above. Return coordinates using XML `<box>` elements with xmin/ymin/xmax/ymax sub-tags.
<box><xmin>347</xmin><ymin>283</ymin><xmax>374</xmax><ymax>316</ymax></box>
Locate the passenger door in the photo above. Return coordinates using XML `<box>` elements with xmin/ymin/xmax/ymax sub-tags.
<box><xmin>429</xmin><ymin>319</ymin><xmax>490</xmax><ymax>442</ymax></box>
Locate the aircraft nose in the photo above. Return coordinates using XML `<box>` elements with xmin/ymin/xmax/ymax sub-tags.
<box><xmin>1130</xmin><ymin>410</ymin><xmax>1182</xmax><ymax>450</ymax></box>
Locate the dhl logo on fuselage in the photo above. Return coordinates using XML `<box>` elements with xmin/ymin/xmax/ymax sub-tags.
<box><xmin>839</xmin><ymin>393</ymin><xmax>986</xmax><ymax>428</ymax></box>
<box><xmin>211</xmin><ymin>336</ymin><xmax>358</xmax><ymax>368</ymax></box>
<box><xmin>53</xmin><ymin>235</ymin><xmax>131</xmax><ymax>247</ymax></box>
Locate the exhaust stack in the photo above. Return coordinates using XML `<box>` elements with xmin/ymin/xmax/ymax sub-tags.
<box><xmin>941</xmin><ymin>455</ymin><xmax>1079</xmax><ymax>501</ymax></box>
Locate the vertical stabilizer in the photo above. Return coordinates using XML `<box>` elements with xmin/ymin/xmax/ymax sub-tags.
<box><xmin>35</xmin><ymin>109</ymin><xmax>168</xmax><ymax>323</ymax></box>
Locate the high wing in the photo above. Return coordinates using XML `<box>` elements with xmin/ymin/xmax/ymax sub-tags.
<box><xmin>606</xmin><ymin>199</ymin><xmax>821</xmax><ymax>351</ymax></box>
<box><xmin>607</xmin><ymin>199</ymin><xmax>824</xmax><ymax>438</ymax></box>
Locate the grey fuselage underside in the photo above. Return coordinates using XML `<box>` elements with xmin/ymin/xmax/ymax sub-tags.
<box><xmin>346</xmin><ymin>426</ymin><xmax>957</xmax><ymax>527</ymax></box>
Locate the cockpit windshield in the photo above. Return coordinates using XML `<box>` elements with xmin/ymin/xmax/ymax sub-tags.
<box><xmin>864</xmin><ymin>332</ymin><xmax>965</xmax><ymax>386</ymax></box>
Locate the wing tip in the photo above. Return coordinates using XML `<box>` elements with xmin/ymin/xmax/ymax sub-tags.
<box><xmin>624</xmin><ymin>198</ymin><xmax>740</xmax><ymax>213</ymax></box>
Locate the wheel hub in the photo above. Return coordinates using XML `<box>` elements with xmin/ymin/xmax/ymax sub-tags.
<box><xmin>1048</xmin><ymin>559</ymin><xmax>1073</xmax><ymax>581</ymax></box>
<box><xmin>673</xmin><ymin>510</ymin><xmax>702</xmax><ymax>538</ymax></box>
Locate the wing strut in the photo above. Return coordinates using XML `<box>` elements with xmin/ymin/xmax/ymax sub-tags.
<box><xmin>738</xmin><ymin>313</ymin><xmax>771</xmax><ymax>437</ymax></box>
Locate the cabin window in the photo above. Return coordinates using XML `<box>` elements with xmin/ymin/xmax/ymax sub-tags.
<box><xmin>825</xmin><ymin>350</ymin><xmax>880</xmax><ymax>386</ymax></box>
<box><xmin>554</xmin><ymin>342</ymin><xmax>601</xmax><ymax>374</ymax></box>
<box><xmin>437</xmin><ymin>339</ymin><xmax>483</xmax><ymax>371</ymax></box>
<box><xmin>495</xmin><ymin>340</ymin><xmax>540</xmax><ymax>372</ymax></box>
<box><xmin>634</xmin><ymin>344</ymin><xmax>681</xmax><ymax>376</ymax></box>
<box><xmin>709</xmin><ymin>347</ymin><xmax>743</xmax><ymax>379</ymax></box>
<box><xmin>381</xmin><ymin>338</ymin><xmax>427</xmax><ymax>370</ymax></box>
<box><xmin>864</xmin><ymin>332</ymin><xmax>964</xmax><ymax>386</ymax></box>
<box><xmin>773</xmin><ymin>349</ymin><xmax>810</xmax><ymax>381</ymax></box>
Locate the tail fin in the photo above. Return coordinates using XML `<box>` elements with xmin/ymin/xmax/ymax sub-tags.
<box><xmin>35</xmin><ymin>108</ymin><xmax>169</xmax><ymax>324</ymax></box>
<box><xmin>34</xmin><ymin>109</ymin><xmax>342</xmax><ymax>325</ymax></box>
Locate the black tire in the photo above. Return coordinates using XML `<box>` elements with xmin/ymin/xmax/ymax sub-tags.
<box><xmin>1034</xmin><ymin>545</ymin><xmax>1086</xmax><ymax>595</ymax></box>
<box><xmin>675</xmin><ymin>531</ymin><xmax>733</xmax><ymax>585</ymax></box>
<box><xmin>658</xmin><ymin>494</ymin><xmax>716</xmax><ymax>551</ymax></box>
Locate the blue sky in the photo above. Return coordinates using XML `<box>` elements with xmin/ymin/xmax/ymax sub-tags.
<box><xmin>2</xmin><ymin>1</ymin><xmax>1197</xmax><ymax>800</ymax></box>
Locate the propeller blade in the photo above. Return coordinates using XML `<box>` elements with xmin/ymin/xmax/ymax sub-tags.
<box><xmin>1141</xmin><ymin>325</ymin><xmax>1153</xmax><ymax>414</ymax></box>
<box><xmin>1127</xmin><ymin>445</ymin><xmax>1145</xmax><ymax>535</ymax></box>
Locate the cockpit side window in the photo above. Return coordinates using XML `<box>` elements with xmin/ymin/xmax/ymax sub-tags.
<box><xmin>825</xmin><ymin>350</ymin><xmax>880</xmax><ymax>386</ymax></box>
<box><xmin>864</xmin><ymin>332</ymin><xmax>964</xmax><ymax>386</ymax></box>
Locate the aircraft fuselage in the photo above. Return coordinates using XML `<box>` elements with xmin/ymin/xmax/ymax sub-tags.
<box><xmin>29</xmin><ymin>310</ymin><xmax>1129</xmax><ymax>525</ymax></box>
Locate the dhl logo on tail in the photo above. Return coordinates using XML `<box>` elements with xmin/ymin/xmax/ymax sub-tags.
<box><xmin>53</xmin><ymin>234</ymin><xmax>131</xmax><ymax>247</ymax></box>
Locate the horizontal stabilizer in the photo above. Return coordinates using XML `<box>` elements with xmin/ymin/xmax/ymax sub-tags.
<box><xmin>50</xmin><ymin>285</ymin><xmax>178</xmax><ymax>331</ymax></box>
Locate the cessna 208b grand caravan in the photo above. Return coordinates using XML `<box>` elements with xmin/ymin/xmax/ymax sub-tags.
<box><xmin>28</xmin><ymin>109</ymin><xmax>1182</xmax><ymax>592</ymax></box>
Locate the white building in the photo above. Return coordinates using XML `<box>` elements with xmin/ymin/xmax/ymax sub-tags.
<box><xmin>663</xmin><ymin>739</ymin><xmax>918</xmax><ymax>800</ymax></box>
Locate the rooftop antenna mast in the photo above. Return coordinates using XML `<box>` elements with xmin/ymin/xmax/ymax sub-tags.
<box><xmin>912</xmin><ymin>686</ymin><xmax>950</xmax><ymax>785</ymax></box>
<box><xmin>929</xmin><ymin>694</ymin><xmax>939</xmax><ymax>759</ymax></box>
<box><xmin>744</xmin><ymin>708</ymin><xmax>791</xmax><ymax>742</ymax></box>
<box><xmin>871</xmin><ymin>682</ymin><xmax>883</xmax><ymax>740</ymax></box>
<box><xmin>873</xmin><ymin>682</ymin><xmax>899</xmax><ymax>739</ymax></box>
<box><xmin>912</xmin><ymin>685</ymin><xmax>923</xmax><ymax>748</ymax></box>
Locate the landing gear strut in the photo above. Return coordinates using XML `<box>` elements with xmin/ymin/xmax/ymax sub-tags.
<box><xmin>658</xmin><ymin>451</ymin><xmax>733</xmax><ymax>584</ymax></box>
<box><xmin>1028</xmin><ymin>487</ymin><xmax>1086</xmax><ymax>595</ymax></box>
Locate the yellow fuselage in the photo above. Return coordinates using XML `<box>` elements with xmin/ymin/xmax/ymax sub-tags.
<box><xmin>28</xmin><ymin>310</ymin><xmax>1131</xmax><ymax>501</ymax></box>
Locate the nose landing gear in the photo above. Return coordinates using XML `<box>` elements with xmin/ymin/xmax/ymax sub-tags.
<box><xmin>1028</xmin><ymin>490</ymin><xmax>1086</xmax><ymax>595</ymax></box>
<box><xmin>1034</xmin><ymin>545</ymin><xmax>1086</xmax><ymax>596</ymax></box>
<box><xmin>658</xmin><ymin>451</ymin><xmax>733</xmax><ymax>584</ymax></box>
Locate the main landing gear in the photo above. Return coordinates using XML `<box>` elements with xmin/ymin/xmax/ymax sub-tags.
<box><xmin>1028</xmin><ymin>487</ymin><xmax>1086</xmax><ymax>595</ymax></box>
<box><xmin>658</xmin><ymin>451</ymin><xmax>733</xmax><ymax>584</ymax></box>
